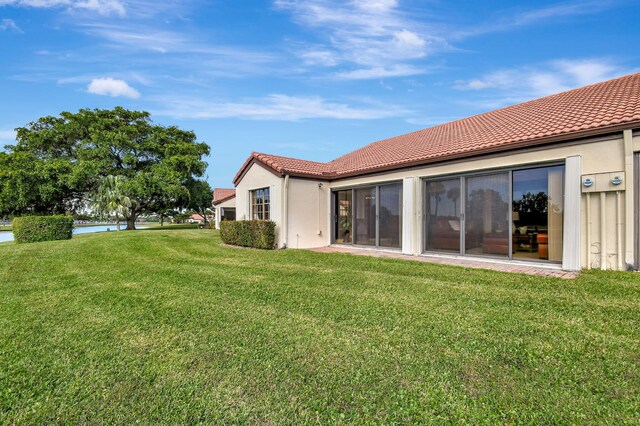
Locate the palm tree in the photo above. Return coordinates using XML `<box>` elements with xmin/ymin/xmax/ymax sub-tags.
<box><xmin>92</xmin><ymin>175</ymin><xmax>131</xmax><ymax>231</ymax></box>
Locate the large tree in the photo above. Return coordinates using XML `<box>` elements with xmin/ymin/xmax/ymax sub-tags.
<box><xmin>0</xmin><ymin>107</ymin><xmax>210</xmax><ymax>229</ymax></box>
<box><xmin>185</xmin><ymin>179</ymin><xmax>213</xmax><ymax>224</ymax></box>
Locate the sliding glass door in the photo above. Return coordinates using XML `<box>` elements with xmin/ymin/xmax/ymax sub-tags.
<box><xmin>333</xmin><ymin>182</ymin><xmax>403</xmax><ymax>249</ymax></box>
<box><xmin>379</xmin><ymin>183</ymin><xmax>403</xmax><ymax>248</ymax></box>
<box><xmin>512</xmin><ymin>166</ymin><xmax>564</xmax><ymax>261</ymax></box>
<box><xmin>425</xmin><ymin>179</ymin><xmax>461</xmax><ymax>252</ymax></box>
<box><xmin>354</xmin><ymin>187</ymin><xmax>377</xmax><ymax>246</ymax></box>
<box><xmin>334</xmin><ymin>190</ymin><xmax>352</xmax><ymax>244</ymax></box>
<box><xmin>465</xmin><ymin>173</ymin><xmax>510</xmax><ymax>256</ymax></box>
<box><xmin>423</xmin><ymin>163</ymin><xmax>565</xmax><ymax>263</ymax></box>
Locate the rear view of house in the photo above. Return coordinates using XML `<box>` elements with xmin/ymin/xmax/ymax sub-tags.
<box><xmin>231</xmin><ymin>73</ymin><xmax>640</xmax><ymax>271</ymax></box>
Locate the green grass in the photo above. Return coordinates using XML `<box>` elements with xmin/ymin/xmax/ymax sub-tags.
<box><xmin>1</xmin><ymin>229</ymin><xmax>639</xmax><ymax>424</ymax></box>
<box><xmin>0</xmin><ymin>225</ymin><xmax>10</xmax><ymax>232</ymax></box>
<box><xmin>147</xmin><ymin>223</ymin><xmax>201</xmax><ymax>230</ymax></box>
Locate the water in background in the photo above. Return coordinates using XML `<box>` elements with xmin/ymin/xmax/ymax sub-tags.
<box><xmin>0</xmin><ymin>225</ymin><xmax>148</xmax><ymax>243</ymax></box>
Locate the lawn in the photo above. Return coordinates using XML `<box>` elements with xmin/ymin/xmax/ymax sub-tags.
<box><xmin>1</xmin><ymin>229</ymin><xmax>639</xmax><ymax>424</ymax></box>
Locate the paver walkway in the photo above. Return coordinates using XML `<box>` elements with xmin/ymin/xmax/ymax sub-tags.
<box><xmin>309</xmin><ymin>246</ymin><xmax>579</xmax><ymax>279</ymax></box>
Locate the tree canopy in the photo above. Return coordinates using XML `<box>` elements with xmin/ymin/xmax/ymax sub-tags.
<box><xmin>0</xmin><ymin>107</ymin><xmax>211</xmax><ymax>228</ymax></box>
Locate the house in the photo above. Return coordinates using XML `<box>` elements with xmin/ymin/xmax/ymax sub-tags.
<box><xmin>232</xmin><ymin>73</ymin><xmax>640</xmax><ymax>271</ymax></box>
<box><xmin>188</xmin><ymin>214</ymin><xmax>206</xmax><ymax>224</ymax></box>
<box><xmin>213</xmin><ymin>188</ymin><xmax>236</xmax><ymax>229</ymax></box>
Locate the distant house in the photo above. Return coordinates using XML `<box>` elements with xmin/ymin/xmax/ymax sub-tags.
<box><xmin>188</xmin><ymin>214</ymin><xmax>206</xmax><ymax>224</ymax></box>
<box><xmin>231</xmin><ymin>73</ymin><xmax>640</xmax><ymax>272</ymax></box>
<box><xmin>213</xmin><ymin>188</ymin><xmax>236</xmax><ymax>229</ymax></box>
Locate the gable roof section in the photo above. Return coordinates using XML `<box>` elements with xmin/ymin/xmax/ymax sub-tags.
<box><xmin>233</xmin><ymin>152</ymin><xmax>328</xmax><ymax>184</ymax></box>
<box><xmin>233</xmin><ymin>73</ymin><xmax>640</xmax><ymax>185</ymax></box>
<box><xmin>212</xmin><ymin>188</ymin><xmax>236</xmax><ymax>205</ymax></box>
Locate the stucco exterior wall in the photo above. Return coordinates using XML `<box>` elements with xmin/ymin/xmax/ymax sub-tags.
<box><xmin>214</xmin><ymin>197</ymin><xmax>236</xmax><ymax>229</ymax></box>
<box><xmin>235</xmin><ymin>162</ymin><xmax>284</xmax><ymax>246</ymax></box>
<box><xmin>285</xmin><ymin>178</ymin><xmax>329</xmax><ymax>249</ymax></box>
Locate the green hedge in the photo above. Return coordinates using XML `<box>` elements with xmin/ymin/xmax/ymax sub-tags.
<box><xmin>12</xmin><ymin>215</ymin><xmax>74</xmax><ymax>244</ymax></box>
<box><xmin>220</xmin><ymin>220</ymin><xmax>276</xmax><ymax>249</ymax></box>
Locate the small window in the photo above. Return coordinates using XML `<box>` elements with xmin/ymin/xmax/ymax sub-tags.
<box><xmin>251</xmin><ymin>188</ymin><xmax>270</xmax><ymax>220</ymax></box>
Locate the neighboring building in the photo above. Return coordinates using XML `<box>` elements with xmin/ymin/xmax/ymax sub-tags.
<box><xmin>188</xmin><ymin>214</ymin><xmax>206</xmax><ymax>224</ymax></box>
<box><xmin>213</xmin><ymin>188</ymin><xmax>236</xmax><ymax>229</ymax></box>
<box><xmin>232</xmin><ymin>73</ymin><xmax>640</xmax><ymax>271</ymax></box>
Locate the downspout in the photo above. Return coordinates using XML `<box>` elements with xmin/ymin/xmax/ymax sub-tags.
<box><xmin>623</xmin><ymin>129</ymin><xmax>634</xmax><ymax>269</ymax></box>
<box><xmin>586</xmin><ymin>192</ymin><xmax>591</xmax><ymax>269</ymax></box>
<box><xmin>282</xmin><ymin>175</ymin><xmax>290</xmax><ymax>248</ymax></box>
<box><xmin>600</xmin><ymin>192</ymin><xmax>607</xmax><ymax>270</ymax></box>
<box><xmin>617</xmin><ymin>190</ymin><xmax>623</xmax><ymax>270</ymax></box>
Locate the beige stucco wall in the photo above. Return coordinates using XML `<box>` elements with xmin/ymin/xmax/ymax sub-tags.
<box><xmin>235</xmin><ymin>162</ymin><xmax>284</xmax><ymax>245</ymax></box>
<box><xmin>285</xmin><ymin>178</ymin><xmax>329</xmax><ymax>249</ymax></box>
<box><xmin>214</xmin><ymin>197</ymin><xmax>236</xmax><ymax>229</ymax></box>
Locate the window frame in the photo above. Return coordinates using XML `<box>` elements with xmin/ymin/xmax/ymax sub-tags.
<box><xmin>250</xmin><ymin>187</ymin><xmax>270</xmax><ymax>221</ymax></box>
<box><xmin>422</xmin><ymin>161</ymin><xmax>565</xmax><ymax>263</ymax></box>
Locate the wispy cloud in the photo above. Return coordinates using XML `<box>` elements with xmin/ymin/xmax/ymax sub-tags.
<box><xmin>455</xmin><ymin>58</ymin><xmax>628</xmax><ymax>94</ymax></box>
<box><xmin>87</xmin><ymin>77</ymin><xmax>140</xmax><ymax>98</ymax></box>
<box><xmin>78</xmin><ymin>23</ymin><xmax>279</xmax><ymax>77</ymax></box>
<box><xmin>0</xmin><ymin>0</ymin><xmax>126</xmax><ymax>16</ymax></box>
<box><xmin>274</xmin><ymin>0</ymin><xmax>448</xmax><ymax>80</ymax></box>
<box><xmin>453</xmin><ymin>1</ymin><xmax>619</xmax><ymax>39</ymax></box>
<box><xmin>0</xmin><ymin>18</ymin><xmax>21</xmax><ymax>32</ymax></box>
<box><xmin>453</xmin><ymin>58</ymin><xmax>634</xmax><ymax>108</ymax></box>
<box><xmin>152</xmin><ymin>94</ymin><xmax>411</xmax><ymax>121</ymax></box>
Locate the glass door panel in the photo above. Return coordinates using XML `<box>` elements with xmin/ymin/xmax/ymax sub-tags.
<box><xmin>354</xmin><ymin>187</ymin><xmax>377</xmax><ymax>246</ymax></box>
<box><xmin>465</xmin><ymin>173</ymin><xmax>510</xmax><ymax>256</ymax></box>
<box><xmin>425</xmin><ymin>179</ymin><xmax>461</xmax><ymax>252</ymax></box>
<box><xmin>379</xmin><ymin>183</ymin><xmax>402</xmax><ymax>248</ymax></box>
<box><xmin>512</xmin><ymin>166</ymin><xmax>564</xmax><ymax>261</ymax></box>
<box><xmin>334</xmin><ymin>190</ymin><xmax>353</xmax><ymax>244</ymax></box>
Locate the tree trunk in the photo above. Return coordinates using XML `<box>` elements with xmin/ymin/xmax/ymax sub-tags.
<box><xmin>160</xmin><ymin>215</ymin><xmax>164</xmax><ymax>227</ymax></box>
<box><xmin>115</xmin><ymin>213</ymin><xmax>121</xmax><ymax>231</ymax></box>
<box><xmin>126</xmin><ymin>213</ymin><xmax>137</xmax><ymax>230</ymax></box>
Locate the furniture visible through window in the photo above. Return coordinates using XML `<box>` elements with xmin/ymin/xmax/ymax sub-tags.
<box><xmin>251</xmin><ymin>188</ymin><xmax>270</xmax><ymax>220</ymax></box>
<box><xmin>423</xmin><ymin>163</ymin><xmax>565</xmax><ymax>263</ymax></box>
<box><xmin>332</xmin><ymin>182</ymin><xmax>402</xmax><ymax>248</ymax></box>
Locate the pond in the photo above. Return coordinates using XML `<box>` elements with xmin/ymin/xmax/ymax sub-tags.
<box><xmin>0</xmin><ymin>225</ymin><xmax>148</xmax><ymax>243</ymax></box>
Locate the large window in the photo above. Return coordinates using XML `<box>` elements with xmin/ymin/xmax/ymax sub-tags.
<box><xmin>423</xmin><ymin>163</ymin><xmax>565</xmax><ymax>263</ymax></box>
<box><xmin>465</xmin><ymin>173</ymin><xmax>510</xmax><ymax>256</ymax></box>
<box><xmin>251</xmin><ymin>188</ymin><xmax>270</xmax><ymax>220</ymax></box>
<box><xmin>333</xmin><ymin>182</ymin><xmax>402</xmax><ymax>248</ymax></box>
<box><xmin>425</xmin><ymin>179</ymin><xmax>461</xmax><ymax>252</ymax></box>
<box><xmin>512</xmin><ymin>166</ymin><xmax>564</xmax><ymax>261</ymax></box>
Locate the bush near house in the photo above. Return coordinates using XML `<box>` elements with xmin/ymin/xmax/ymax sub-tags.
<box><xmin>12</xmin><ymin>215</ymin><xmax>74</xmax><ymax>244</ymax></box>
<box><xmin>220</xmin><ymin>220</ymin><xmax>276</xmax><ymax>249</ymax></box>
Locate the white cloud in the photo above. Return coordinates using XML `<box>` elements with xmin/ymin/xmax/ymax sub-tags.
<box><xmin>299</xmin><ymin>49</ymin><xmax>339</xmax><ymax>67</ymax></box>
<box><xmin>87</xmin><ymin>77</ymin><xmax>140</xmax><ymax>98</ymax></box>
<box><xmin>0</xmin><ymin>18</ymin><xmax>21</xmax><ymax>31</ymax></box>
<box><xmin>334</xmin><ymin>64</ymin><xmax>425</xmax><ymax>80</ymax></box>
<box><xmin>454</xmin><ymin>58</ymin><xmax>628</xmax><ymax>97</ymax></box>
<box><xmin>453</xmin><ymin>1</ymin><xmax>618</xmax><ymax>39</ymax></box>
<box><xmin>274</xmin><ymin>0</ymin><xmax>445</xmax><ymax>79</ymax></box>
<box><xmin>152</xmin><ymin>94</ymin><xmax>411</xmax><ymax>121</ymax></box>
<box><xmin>0</xmin><ymin>0</ymin><xmax>125</xmax><ymax>16</ymax></box>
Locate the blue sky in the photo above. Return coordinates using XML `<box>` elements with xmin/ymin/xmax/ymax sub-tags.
<box><xmin>1</xmin><ymin>0</ymin><xmax>639</xmax><ymax>187</ymax></box>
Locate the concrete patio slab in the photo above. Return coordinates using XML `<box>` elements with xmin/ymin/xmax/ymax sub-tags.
<box><xmin>309</xmin><ymin>246</ymin><xmax>579</xmax><ymax>279</ymax></box>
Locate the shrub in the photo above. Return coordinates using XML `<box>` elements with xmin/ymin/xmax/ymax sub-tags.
<box><xmin>220</xmin><ymin>220</ymin><xmax>276</xmax><ymax>249</ymax></box>
<box><xmin>12</xmin><ymin>215</ymin><xmax>74</xmax><ymax>244</ymax></box>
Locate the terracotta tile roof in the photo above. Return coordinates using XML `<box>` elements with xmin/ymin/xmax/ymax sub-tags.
<box><xmin>212</xmin><ymin>188</ymin><xmax>236</xmax><ymax>205</ymax></box>
<box><xmin>233</xmin><ymin>73</ymin><xmax>640</xmax><ymax>184</ymax></box>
